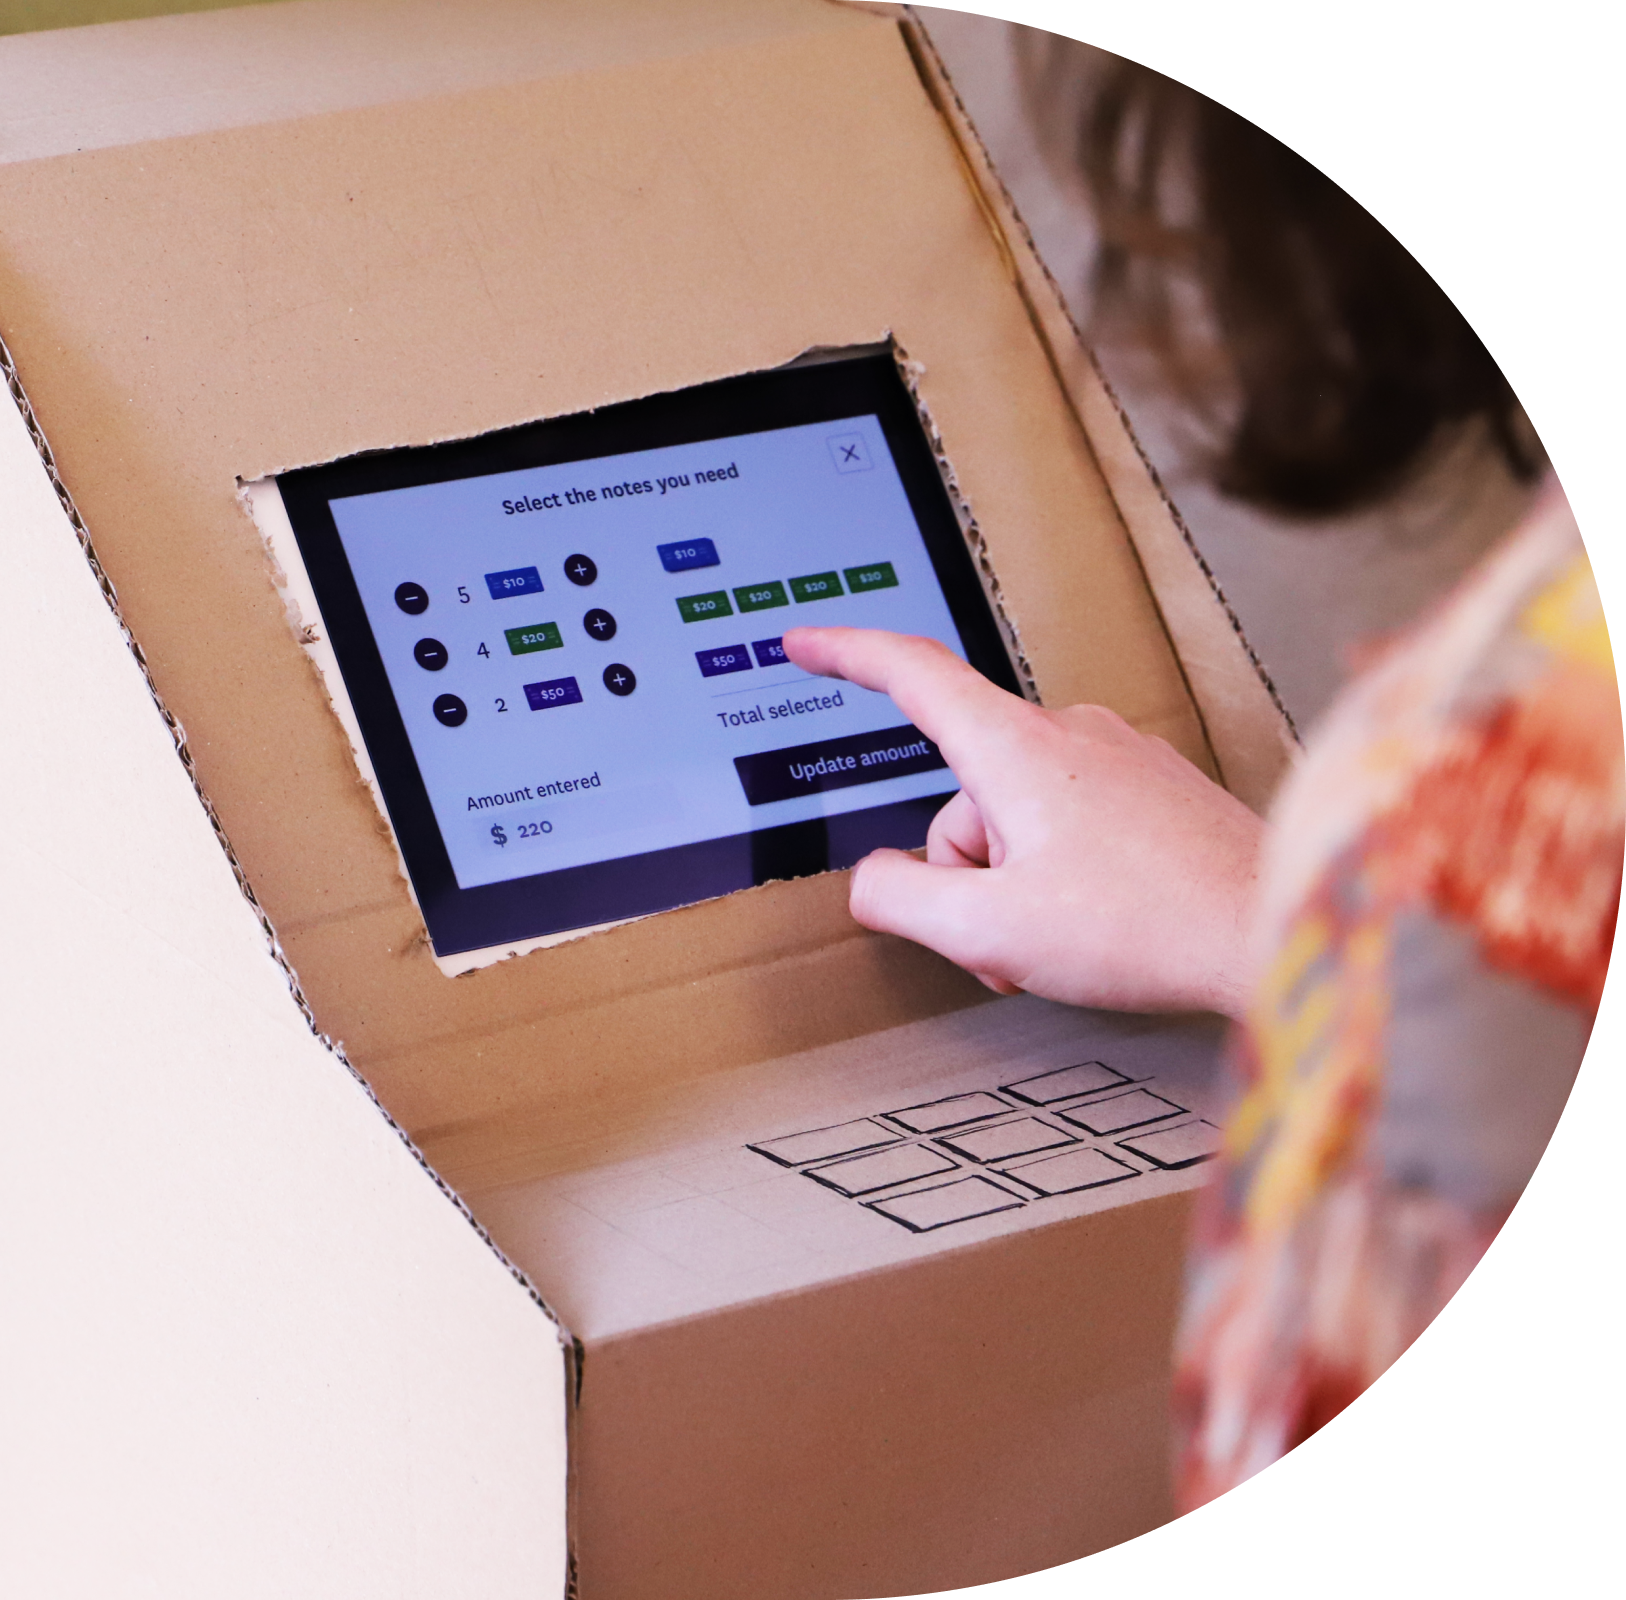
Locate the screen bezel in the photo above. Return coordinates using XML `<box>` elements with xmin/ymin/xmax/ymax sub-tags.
<box><xmin>277</xmin><ymin>350</ymin><xmax>1023</xmax><ymax>956</ymax></box>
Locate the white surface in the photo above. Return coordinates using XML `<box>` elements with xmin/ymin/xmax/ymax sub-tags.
<box><xmin>0</xmin><ymin>382</ymin><xmax>568</xmax><ymax>1595</ymax></box>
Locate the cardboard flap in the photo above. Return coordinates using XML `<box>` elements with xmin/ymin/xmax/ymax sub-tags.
<box><xmin>0</xmin><ymin>322</ymin><xmax>570</xmax><ymax>1600</ymax></box>
<box><xmin>899</xmin><ymin>12</ymin><xmax>1299</xmax><ymax>813</ymax></box>
<box><xmin>0</xmin><ymin>0</ymin><xmax>1221</xmax><ymax>1153</ymax></box>
<box><xmin>0</xmin><ymin>0</ymin><xmax>873</xmax><ymax>162</ymax></box>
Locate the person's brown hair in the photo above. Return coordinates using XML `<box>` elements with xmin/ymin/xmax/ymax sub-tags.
<box><xmin>1017</xmin><ymin>37</ymin><xmax>1542</xmax><ymax>516</ymax></box>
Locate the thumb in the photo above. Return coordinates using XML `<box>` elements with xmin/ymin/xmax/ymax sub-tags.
<box><xmin>848</xmin><ymin>848</ymin><xmax>1014</xmax><ymax>981</ymax></box>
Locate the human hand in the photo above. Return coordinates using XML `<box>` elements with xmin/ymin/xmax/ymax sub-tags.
<box><xmin>782</xmin><ymin>627</ymin><xmax>1264</xmax><ymax>1018</ymax></box>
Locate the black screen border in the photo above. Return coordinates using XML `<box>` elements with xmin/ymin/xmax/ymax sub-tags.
<box><xmin>277</xmin><ymin>349</ymin><xmax>1023</xmax><ymax>955</ymax></box>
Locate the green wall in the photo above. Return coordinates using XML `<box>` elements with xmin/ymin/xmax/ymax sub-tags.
<box><xmin>2</xmin><ymin>0</ymin><xmax>285</xmax><ymax>37</ymax></box>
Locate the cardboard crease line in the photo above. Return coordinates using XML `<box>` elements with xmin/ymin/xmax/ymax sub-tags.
<box><xmin>0</xmin><ymin>320</ymin><xmax>576</xmax><ymax>1351</ymax></box>
<box><xmin>899</xmin><ymin>7</ymin><xmax>1301</xmax><ymax>763</ymax></box>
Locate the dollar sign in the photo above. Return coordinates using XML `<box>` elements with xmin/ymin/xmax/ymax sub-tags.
<box><xmin>491</xmin><ymin>822</ymin><xmax>508</xmax><ymax>847</ymax></box>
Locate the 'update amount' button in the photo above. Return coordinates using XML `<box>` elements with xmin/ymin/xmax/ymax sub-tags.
<box><xmin>733</xmin><ymin>724</ymin><xmax>948</xmax><ymax>806</ymax></box>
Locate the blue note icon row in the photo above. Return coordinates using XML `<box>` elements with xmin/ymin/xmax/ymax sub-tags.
<box><xmin>697</xmin><ymin>637</ymin><xmax>787</xmax><ymax>678</ymax></box>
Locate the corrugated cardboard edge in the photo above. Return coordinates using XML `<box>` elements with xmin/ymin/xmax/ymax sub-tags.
<box><xmin>890</xmin><ymin>336</ymin><xmax>1041</xmax><ymax>702</ymax></box>
<box><xmin>239</xmin><ymin>333</ymin><xmax>1035</xmax><ymax>986</ymax></box>
<box><xmin>0</xmin><ymin>324</ymin><xmax>578</xmax><ymax>1358</ymax></box>
<box><xmin>892</xmin><ymin>5</ymin><xmax>1301</xmax><ymax>813</ymax></box>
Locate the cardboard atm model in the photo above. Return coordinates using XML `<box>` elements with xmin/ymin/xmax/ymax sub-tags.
<box><xmin>0</xmin><ymin>2</ymin><xmax>1294</xmax><ymax>1595</ymax></box>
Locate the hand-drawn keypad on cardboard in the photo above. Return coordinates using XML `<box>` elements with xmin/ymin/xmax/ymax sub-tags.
<box><xmin>806</xmin><ymin>1142</ymin><xmax>957</xmax><ymax>1197</ymax></box>
<box><xmin>1001</xmin><ymin>1145</ymin><xmax>1138</xmax><ymax>1196</ymax></box>
<box><xmin>866</xmin><ymin>1175</ymin><xmax>1027</xmax><ymax>1233</ymax></box>
<box><xmin>936</xmin><ymin>1116</ymin><xmax>1078</xmax><ymax>1165</ymax></box>
<box><xmin>1001</xmin><ymin>1060</ymin><xmax>1129</xmax><ymax>1105</ymax></box>
<box><xmin>1117</xmin><ymin>1119</ymin><xmax>1223</xmax><ymax>1170</ymax></box>
<box><xmin>884</xmin><ymin>1091</ymin><xmax>1012</xmax><ymax>1133</ymax></box>
<box><xmin>1057</xmin><ymin>1088</ymin><xmax>1184</xmax><ymax>1136</ymax></box>
<box><xmin>748</xmin><ymin>1060</ymin><xmax>1220</xmax><ymax>1231</ymax></box>
<box><xmin>750</xmin><ymin>1117</ymin><xmax>903</xmax><ymax>1168</ymax></box>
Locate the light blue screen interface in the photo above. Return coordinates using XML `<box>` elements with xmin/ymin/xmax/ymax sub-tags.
<box><xmin>329</xmin><ymin>414</ymin><xmax>968</xmax><ymax>892</ymax></box>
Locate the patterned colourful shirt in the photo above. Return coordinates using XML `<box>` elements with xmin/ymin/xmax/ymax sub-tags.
<box><xmin>1173</xmin><ymin>485</ymin><xmax>1622</xmax><ymax>1507</ymax></box>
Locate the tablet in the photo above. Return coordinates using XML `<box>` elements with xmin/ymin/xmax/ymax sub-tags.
<box><xmin>271</xmin><ymin>350</ymin><xmax>1021</xmax><ymax>958</ymax></box>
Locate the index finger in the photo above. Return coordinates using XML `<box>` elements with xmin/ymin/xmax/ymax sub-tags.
<box><xmin>782</xmin><ymin>626</ymin><xmax>1041</xmax><ymax>800</ymax></box>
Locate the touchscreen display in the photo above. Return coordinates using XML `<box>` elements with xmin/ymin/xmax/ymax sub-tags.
<box><xmin>277</xmin><ymin>352</ymin><xmax>1020</xmax><ymax>956</ymax></box>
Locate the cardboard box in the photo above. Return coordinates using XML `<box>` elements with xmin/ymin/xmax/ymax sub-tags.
<box><xmin>0</xmin><ymin>2</ymin><xmax>1293</xmax><ymax>1594</ymax></box>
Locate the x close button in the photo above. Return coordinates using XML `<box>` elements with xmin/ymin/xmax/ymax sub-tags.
<box><xmin>826</xmin><ymin>432</ymin><xmax>873</xmax><ymax>473</ymax></box>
